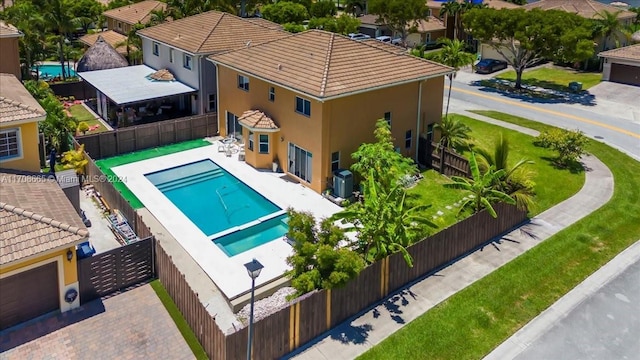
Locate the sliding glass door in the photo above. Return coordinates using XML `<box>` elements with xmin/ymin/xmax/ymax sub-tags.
<box><xmin>226</xmin><ymin>112</ymin><xmax>242</xmax><ymax>140</ymax></box>
<box><xmin>288</xmin><ymin>143</ymin><xmax>312</xmax><ymax>183</ymax></box>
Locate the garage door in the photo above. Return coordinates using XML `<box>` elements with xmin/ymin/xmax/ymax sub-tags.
<box><xmin>610</xmin><ymin>63</ymin><xmax>640</xmax><ymax>86</ymax></box>
<box><xmin>0</xmin><ymin>262</ymin><xmax>59</xmax><ymax>330</ymax></box>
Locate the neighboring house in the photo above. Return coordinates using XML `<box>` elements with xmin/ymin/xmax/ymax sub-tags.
<box><xmin>102</xmin><ymin>0</ymin><xmax>166</xmax><ymax>36</ymax></box>
<box><xmin>0</xmin><ymin>171</ymin><xmax>89</xmax><ymax>331</ymax></box>
<box><xmin>208</xmin><ymin>30</ymin><xmax>452</xmax><ymax>194</ymax></box>
<box><xmin>599</xmin><ymin>44</ymin><xmax>640</xmax><ymax>86</ymax></box>
<box><xmin>0</xmin><ymin>73</ymin><xmax>46</xmax><ymax>172</ymax></box>
<box><xmin>405</xmin><ymin>17</ymin><xmax>446</xmax><ymax>48</ymax></box>
<box><xmin>524</xmin><ymin>0</ymin><xmax>636</xmax><ymax>50</ymax></box>
<box><xmin>79</xmin><ymin>30</ymin><xmax>129</xmax><ymax>57</ymax></box>
<box><xmin>357</xmin><ymin>14</ymin><xmax>392</xmax><ymax>38</ymax></box>
<box><xmin>0</xmin><ymin>21</ymin><xmax>22</xmax><ymax>80</ymax></box>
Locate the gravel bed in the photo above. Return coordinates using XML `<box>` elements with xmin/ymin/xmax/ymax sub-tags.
<box><xmin>236</xmin><ymin>287</ymin><xmax>297</xmax><ymax>325</ymax></box>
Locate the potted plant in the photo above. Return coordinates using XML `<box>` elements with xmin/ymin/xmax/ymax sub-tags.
<box><xmin>272</xmin><ymin>156</ymin><xmax>279</xmax><ymax>172</ymax></box>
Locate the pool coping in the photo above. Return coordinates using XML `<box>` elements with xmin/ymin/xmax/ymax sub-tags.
<box><xmin>111</xmin><ymin>143</ymin><xmax>342</xmax><ymax>301</ymax></box>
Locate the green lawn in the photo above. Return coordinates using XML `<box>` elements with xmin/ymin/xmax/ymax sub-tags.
<box><xmin>495</xmin><ymin>67</ymin><xmax>602</xmax><ymax>91</ymax></box>
<box><xmin>358</xmin><ymin>112</ymin><xmax>640</xmax><ymax>360</ymax></box>
<box><xmin>95</xmin><ymin>139</ymin><xmax>211</xmax><ymax>209</ymax></box>
<box><xmin>68</xmin><ymin>104</ymin><xmax>108</xmax><ymax>134</ymax></box>
<box><xmin>150</xmin><ymin>280</ymin><xmax>208</xmax><ymax>359</ymax></box>
<box><xmin>407</xmin><ymin>114</ymin><xmax>584</xmax><ymax>230</ymax></box>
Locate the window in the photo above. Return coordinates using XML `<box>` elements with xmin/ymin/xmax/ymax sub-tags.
<box><xmin>269</xmin><ymin>87</ymin><xmax>275</xmax><ymax>102</ymax></box>
<box><xmin>331</xmin><ymin>151</ymin><xmax>340</xmax><ymax>172</ymax></box>
<box><xmin>208</xmin><ymin>94</ymin><xmax>216</xmax><ymax>112</ymax></box>
<box><xmin>117</xmin><ymin>22</ymin><xmax>122</xmax><ymax>30</ymax></box>
<box><xmin>0</xmin><ymin>128</ymin><xmax>21</xmax><ymax>160</ymax></box>
<box><xmin>248</xmin><ymin>131</ymin><xmax>254</xmax><ymax>151</ymax></box>
<box><xmin>238</xmin><ymin>75</ymin><xmax>249</xmax><ymax>91</ymax></box>
<box><xmin>426</xmin><ymin>123</ymin><xmax>435</xmax><ymax>142</ymax></box>
<box><xmin>405</xmin><ymin>130</ymin><xmax>412</xmax><ymax>149</ymax></box>
<box><xmin>152</xmin><ymin>42</ymin><xmax>159</xmax><ymax>56</ymax></box>
<box><xmin>295</xmin><ymin>96</ymin><xmax>311</xmax><ymax>117</ymax></box>
<box><xmin>259</xmin><ymin>134</ymin><xmax>269</xmax><ymax>154</ymax></box>
<box><xmin>226</xmin><ymin>112</ymin><xmax>242</xmax><ymax>139</ymax></box>
<box><xmin>169</xmin><ymin>48</ymin><xmax>174</xmax><ymax>63</ymax></box>
<box><xmin>384</xmin><ymin>112</ymin><xmax>391</xmax><ymax>127</ymax></box>
<box><xmin>183</xmin><ymin>54</ymin><xmax>192</xmax><ymax>70</ymax></box>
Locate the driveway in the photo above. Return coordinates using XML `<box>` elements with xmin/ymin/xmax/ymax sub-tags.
<box><xmin>583</xmin><ymin>82</ymin><xmax>640</xmax><ymax>122</ymax></box>
<box><xmin>0</xmin><ymin>284</ymin><xmax>194</xmax><ymax>360</ymax></box>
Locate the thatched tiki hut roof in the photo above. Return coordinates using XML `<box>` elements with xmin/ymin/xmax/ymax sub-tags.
<box><xmin>77</xmin><ymin>36</ymin><xmax>129</xmax><ymax>72</ymax></box>
<box><xmin>149</xmin><ymin>68</ymin><xmax>175</xmax><ymax>81</ymax></box>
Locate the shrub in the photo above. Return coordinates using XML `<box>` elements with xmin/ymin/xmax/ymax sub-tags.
<box><xmin>77</xmin><ymin>121</ymin><xmax>90</xmax><ymax>134</ymax></box>
<box><xmin>282</xmin><ymin>23</ymin><xmax>306</xmax><ymax>33</ymax></box>
<box><xmin>310</xmin><ymin>0</ymin><xmax>336</xmax><ymax>18</ymax></box>
<box><xmin>534</xmin><ymin>128</ymin><xmax>588</xmax><ymax>166</ymax></box>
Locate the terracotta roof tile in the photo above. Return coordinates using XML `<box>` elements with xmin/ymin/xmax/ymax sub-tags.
<box><xmin>0</xmin><ymin>20</ymin><xmax>21</xmax><ymax>37</ymax></box>
<box><xmin>79</xmin><ymin>30</ymin><xmax>129</xmax><ymax>54</ymax></box>
<box><xmin>598</xmin><ymin>44</ymin><xmax>640</xmax><ymax>61</ymax></box>
<box><xmin>358</xmin><ymin>14</ymin><xmax>381</xmax><ymax>26</ymax></box>
<box><xmin>413</xmin><ymin>17</ymin><xmax>446</xmax><ymax>32</ymax></box>
<box><xmin>244</xmin><ymin>17</ymin><xmax>284</xmax><ymax>31</ymax></box>
<box><xmin>0</xmin><ymin>74</ymin><xmax>46</xmax><ymax>124</ymax></box>
<box><xmin>103</xmin><ymin>0</ymin><xmax>166</xmax><ymax>25</ymax></box>
<box><xmin>524</xmin><ymin>0</ymin><xmax>636</xmax><ymax>19</ymax></box>
<box><xmin>0</xmin><ymin>172</ymin><xmax>89</xmax><ymax>265</ymax></box>
<box><xmin>209</xmin><ymin>30</ymin><xmax>452</xmax><ymax>99</ymax></box>
<box><xmin>238</xmin><ymin>110</ymin><xmax>279</xmax><ymax>130</ymax></box>
<box><xmin>137</xmin><ymin>10</ymin><xmax>289</xmax><ymax>54</ymax></box>
<box><xmin>360</xmin><ymin>39</ymin><xmax>406</xmax><ymax>54</ymax></box>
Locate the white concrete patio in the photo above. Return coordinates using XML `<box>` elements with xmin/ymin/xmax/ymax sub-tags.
<box><xmin>111</xmin><ymin>143</ymin><xmax>342</xmax><ymax>300</ymax></box>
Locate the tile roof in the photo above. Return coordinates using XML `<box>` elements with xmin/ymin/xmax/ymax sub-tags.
<box><xmin>524</xmin><ymin>0</ymin><xmax>636</xmax><ymax>20</ymax></box>
<box><xmin>209</xmin><ymin>30</ymin><xmax>452</xmax><ymax>99</ymax></box>
<box><xmin>137</xmin><ymin>10</ymin><xmax>289</xmax><ymax>54</ymax></box>
<box><xmin>103</xmin><ymin>0</ymin><xmax>166</xmax><ymax>25</ymax></box>
<box><xmin>79</xmin><ymin>30</ymin><xmax>129</xmax><ymax>54</ymax></box>
<box><xmin>360</xmin><ymin>39</ymin><xmax>407</xmax><ymax>54</ymax></box>
<box><xmin>0</xmin><ymin>172</ymin><xmax>89</xmax><ymax>265</ymax></box>
<box><xmin>598</xmin><ymin>44</ymin><xmax>640</xmax><ymax>61</ymax></box>
<box><xmin>413</xmin><ymin>17</ymin><xmax>446</xmax><ymax>33</ymax></box>
<box><xmin>244</xmin><ymin>17</ymin><xmax>284</xmax><ymax>31</ymax></box>
<box><xmin>238</xmin><ymin>110</ymin><xmax>279</xmax><ymax>131</ymax></box>
<box><xmin>426</xmin><ymin>0</ymin><xmax>521</xmax><ymax>10</ymax></box>
<box><xmin>0</xmin><ymin>74</ymin><xmax>46</xmax><ymax>124</ymax></box>
<box><xmin>358</xmin><ymin>14</ymin><xmax>382</xmax><ymax>26</ymax></box>
<box><xmin>0</xmin><ymin>20</ymin><xmax>21</xmax><ymax>37</ymax></box>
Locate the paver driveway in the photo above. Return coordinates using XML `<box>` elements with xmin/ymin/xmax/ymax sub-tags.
<box><xmin>0</xmin><ymin>284</ymin><xmax>194</xmax><ymax>360</ymax></box>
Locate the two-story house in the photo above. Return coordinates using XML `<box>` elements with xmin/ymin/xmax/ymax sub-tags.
<box><xmin>79</xmin><ymin>0</ymin><xmax>167</xmax><ymax>59</ymax></box>
<box><xmin>208</xmin><ymin>30</ymin><xmax>452</xmax><ymax>193</ymax></box>
<box><xmin>0</xmin><ymin>21</ymin><xmax>22</xmax><ymax>80</ymax></box>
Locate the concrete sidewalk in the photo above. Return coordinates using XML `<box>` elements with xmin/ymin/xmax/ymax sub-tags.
<box><xmin>286</xmin><ymin>117</ymin><xmax>614</xmax><ymax>360</ymax></box>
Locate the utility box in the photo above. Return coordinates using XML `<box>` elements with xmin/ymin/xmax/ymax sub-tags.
<box><xmin>568</xmin><ymin>81</ymin><xmax>583</xmax><ymax>92</ymax></box>
<box><xmin>333</xmin><ymin>169</ymin><xmax>354</xmax><ymax>199</ymax></box>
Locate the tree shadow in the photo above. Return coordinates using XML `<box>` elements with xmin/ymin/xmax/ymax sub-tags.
<box><xmin>329</xmin><ymin>323</ymin><xmax>374</xmax><ymax>344</ymax></box>
<box><xmin>471</xmin><ymin>79</ymin><xmax>596</xmax><ymax>106</ymax></box>
<box><xmin>540</xmin><ymin>156</ymin><xmax>585</xmax><ymax>174</ymax></box>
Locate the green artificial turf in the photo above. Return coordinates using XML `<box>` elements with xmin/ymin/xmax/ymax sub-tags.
<box><xmin>358</xmin><ymin>113</ymin><xmax>640</xmax><ymax>360</ymax></box>
<box><xmin>150</xmin><ymin>280</ymin><xmax>208</xmax><ymax>360</ymax></box>
<box><xmin>95</xmin><ymin>139</ymin><xmax>211</xmax><ymax>209</ymax></box>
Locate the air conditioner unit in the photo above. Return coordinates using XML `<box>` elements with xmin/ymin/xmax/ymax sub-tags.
<box><xmin>333</xmin><ymin>169</ymin><xmax>353</xmax><ymax>199</ymax></box>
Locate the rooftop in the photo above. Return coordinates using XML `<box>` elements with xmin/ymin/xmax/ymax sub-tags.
<box><xmin>0</xmin><ymin>74</ymin><xmax>46</xmax><ymax>124</ymax></box>
<box><xmin>102</xmin><ymin>0</ymin><xmax>166</xmax><ymax>25</ymax></box>
<box><xmin>76</xmin><ymin>35</ymin><xmax>130</xmax><ymax>72</ymax></box>
<box><xmin>79</xmin><ymin>30</ymin><xmax>129</xmax><ymax>55</ymax></box>
<box><xmin>0</xmin><ymin>20</ymin><xmax>21</xmax><ymax>37</ymax></box>
<box><xmin>524</xmin><ymin>0</ymin><xmax>636</xmax><ymax>20</ymax></box>
<box><xmin>238</xmin><ymin>110</ymin><xmax>279</xmax><ymax>131</ymax></box>
<box><xmin>427</xmin><ymin>0</ymin><xmax>521</xmax><ymax>10</ymax></box>
<box><xmin>413</xmin><ymin>16</ymin><xmax>446</xmax><ymax>32</ymax></box>
<box><xmin>137</xmin><ymin>10</ymin><xmax>289</xmax><ymax>54</ymax></box>
<box><xmin>0</xmin><ymin>172</ymin><xmax>89</xmax><ymax>266</ymax></box>
<box><xmin>209</xmin><ymin>30</ymin><xmax>452</xmax><ymax>100</ymax></box>
<box><xmin>598</xmin><ymin>44</ymin><xmax>640</xmax><ymax>61</ymax></box>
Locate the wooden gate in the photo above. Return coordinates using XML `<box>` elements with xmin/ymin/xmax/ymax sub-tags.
<box><xmin>77</xmin><ymin>237</ymin><xmax>155</xmax><ymax>304</ymax></box>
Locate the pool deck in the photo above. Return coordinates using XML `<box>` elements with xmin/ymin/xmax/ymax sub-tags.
<box><xmin>111</xmin><ymin>143</ymin><xmax>343</xmax><ymax>300</ymax></box>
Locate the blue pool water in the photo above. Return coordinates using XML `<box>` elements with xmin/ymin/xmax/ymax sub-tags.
<box><xmin>34</xmin><ymin>64</ymin><xmax>77</xmax><ymax>78</ymax></box>
<box><xmin>146</xmin><ymin>159</ymin><xmax>288</xmax><ymax>256</ymax></box>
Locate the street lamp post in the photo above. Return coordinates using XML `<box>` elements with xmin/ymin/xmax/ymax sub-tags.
<box><xmin>244</xmin><ymin>258</ymin><xmax>264</xmax><ymax>360</ymax></box>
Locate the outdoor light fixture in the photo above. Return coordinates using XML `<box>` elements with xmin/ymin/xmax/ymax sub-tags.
<box><xmin>66</xmin><ymin>249</ymin><xmax>74</xmax><ymax>262</ymax></box>
<box><xmin>244</xmin><ymin>258</ymin><xmax>264</xmax><ymax>360</ymax></box>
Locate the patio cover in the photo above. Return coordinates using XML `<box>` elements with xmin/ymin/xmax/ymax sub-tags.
<box><xmin>78</xmin><ymin>65</ymin><xmax>196</xmax><ymax>105</ymax></box>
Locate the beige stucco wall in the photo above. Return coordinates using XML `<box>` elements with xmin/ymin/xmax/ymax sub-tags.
<box><xmin>107</xmin><ymin>17</ymin><xmax>133</xmax><ymax>35</ymax></box>
<box><xmin>0</xmin><ymin>121</ymin><xmax>42</xmax><ymax>172</ymax></box>
<box><xmin>0</xmin><ymin>37</ymin><xmax>21</xmax><ymax>80</ymax></box>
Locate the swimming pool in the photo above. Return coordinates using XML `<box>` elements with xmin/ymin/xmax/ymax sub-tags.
<box><xmin>146</xmin><ymin>159</ymin><xmax>288</xmax><ymax>255</ymax></box>
<box><xmin>34</xmin><ymin>64</ymin><xmax>77</xmax><ymax>78</ymax></box>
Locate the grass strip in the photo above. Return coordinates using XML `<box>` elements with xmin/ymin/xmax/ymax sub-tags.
<box><xmin>359</xmin><ymin>112</ymin><xmax>640</xmax><ymax>360</ymax></box>
<box><xmin>69</xmin><ymin>104</ymin><xmax>108</xmax><ymax>134</ymax></box>
<box><xmin>95</xmin><ymin>139</ymin><xmax>211</xmax><ymax>209</ymax></box>
<box><xmin>150</xmin><ymin>280</ymin><xmax>208</xmax><ymax>360</ymax></box>
<box><xmin>495</xmin><ymin>68</ymin><xmax>602</xmax><ymax>91</ymax></box>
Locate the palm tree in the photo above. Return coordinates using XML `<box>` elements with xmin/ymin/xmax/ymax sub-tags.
<box><xmin>444</xmin><ymin>152</ymin><xmax>516</xmax><ymax>218</ymax></box>
<box><xmin>149</xmin><ymin>9</ymin><xmax>169</xmax><ymax>25</ymax></box>
<box><xmin>434</xmin><ymin>38</ymin><xmax>476</xmax><ymax>119</ymax></box>
<box><xmin>474</xmin><ymin>134</ymin><xmax>536</xmax><ymax>212</ymax></box>
<box><xmin>43</xmin><ymin>0</ymin><xmax>76</xmax><ymax>80</ymax></box>
<box><xmin>595</xmin><ymin>10</ymin><xmax>623</xmax><ymax>51</ymax></box>
<box><xmin>434</xmin><ymin>114</ymin><xmax>471</xmax><ymax>151</ymax></box>
<box><xmin>440</xmin><ymin>1</ymin><xmax>462</xmax><ymax>40</ymax></box>
<box><xmin>2</xmin><ymin>2</ymin><xmax>48</xmax><ymax>79</ymax></box>
<box><xmin>332</xmin><ymin>171</ymin><xmax>436</xmax><ymax>267</ymax></box>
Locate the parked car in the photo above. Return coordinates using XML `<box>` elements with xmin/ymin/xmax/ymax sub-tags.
<box><xmin>376</xmin><ymin>36</ymin><xmax>403</xmax><ymax>45</ymax></box>
<box><xmin>348</xmin><ymin>33</ymin><xmax>371</xmax><ymax>41</ymax></box>
<box><xmin>475</xmin><ymin>59</ymin><xmax>508</xmax><ymax>74</ymax></box>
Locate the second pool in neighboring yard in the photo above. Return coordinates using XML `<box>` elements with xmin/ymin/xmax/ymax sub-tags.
<box><xmin>146</xmin><ymin>159</ymin><xmax>288</xmax><ymax>256</ymax></box>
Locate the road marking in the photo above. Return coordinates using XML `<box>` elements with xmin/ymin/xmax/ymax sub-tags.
<box><xmin>452</xmin><ymin>86</ymin><xmax>640</xmax><ymax>139</ymax></box>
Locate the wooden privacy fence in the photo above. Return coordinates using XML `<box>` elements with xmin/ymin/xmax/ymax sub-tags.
<box><xmin>76</xmin><ymin>113</ymin><xmax>218</xmax><ymax>159</ymax></box>
<box><xmin>77</xmin><ymin>237</ymin><xmax>154</xmax><ymax>304</ymax></box>
<box><xmin>419</xmin><ymin>137</ymin><xmax>470</xmax><ymax>178</ymax></box>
